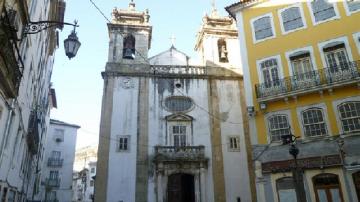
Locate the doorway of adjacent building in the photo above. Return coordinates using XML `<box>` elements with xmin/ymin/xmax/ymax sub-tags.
<box><xmin>313</xmin><ymin>173</ymin><xmax>344</xmax><ymax>202</ymax></box>
<box><xmin>353</xmin><ymin>171</ymin><xmax>360</xmax><ymax>200</ymax></box>
<box><xmin>167</xmin><ymin>173</ymin><xmax>195</xmax><ymax>202</ymax></box>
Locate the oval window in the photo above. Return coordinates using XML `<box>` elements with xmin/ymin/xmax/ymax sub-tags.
<box><xmin>164</xmin><ymin>96</ymin><xmax>193</xmax><ymax>112</ymax></box>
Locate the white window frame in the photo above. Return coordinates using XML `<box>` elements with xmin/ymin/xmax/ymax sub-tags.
<box><xmin>256</xmin><ymin>55</ymin><xmax>284</xmax><ymax>84</ymax></box>
<box><xmin>332</xmin><ymin>96</ymin><xmax>360</xmax><ymax>134</ymax></box>
<box><xmin>296</xmin><ymin>103</ymin><xmax>331</xmax><ymax>138</ymax></box>
<box><xmin>307</xmin><ymin>0</ymin><xmax>340</xmax><ymax>26</ymax></box>
<box><xmin>286</xmin><ymin>46</ymin><xmax>317</xmax><ymax>76</ymax></box>
<box><xmin>343</xmin><ymin>0</ymin><xmax>360</xmax><ymax>16</ymax></box>
<box><xmin>250</xmin><ymin>13</ymin><xmax>276</xmax><ymax>44</ymax></box>
<box><xmin>353</xmin><ymin>32</ymin><xmax>360</xmax><ymax>56</ymax></box>
<box><xmin>167</xmin><ymin>121</ymin><xmax>192</xmax><ymax>146</ymax></box>
<box><xmin>318</xmin><ymin>36</ymin><xmax>354</xmax><ymax>69</ymax></box>
<box><xmin>227</xmin><ymin>136</ymin><xmax>240</xmax><ymax>152</ymax></box>
<box><xmin>117</xmin><ymin>135</ymin><xmax>130</xmax><ymax>152</ymax></box>
<box><xmin>278</xmin><ymin>3</ymin><xmax>307</xmax><ymax>35</ymax></box>
<box><xmin>265</xmin><ymin>110</ymin><xmax>293</xmax><ymax>143</ymax></box>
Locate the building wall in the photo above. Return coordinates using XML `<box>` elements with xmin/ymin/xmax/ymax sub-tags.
<box><xmin>235</xmin><ymin>1</ymin><xmax>360</xmax><ymax>144</ymax></box>
<box><xmin>228</xmin><ymin>1</ymin><xmax>360</xmax><ymax>201</ymax></box>
<box><xmin>0</xmin><ymin>0</ymin><xmax>61</xmax><ymax>201</ymax></box>
<box><xmin>40</xmin><ymin>121</ymin><xmax>79</xmax><ymax>202</ymax></box>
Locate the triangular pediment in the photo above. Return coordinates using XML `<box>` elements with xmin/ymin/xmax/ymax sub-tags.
<box><xmin>166</xmin><ymin>113</ymin><xmax>193</xmax><ymax>121</ymax></box>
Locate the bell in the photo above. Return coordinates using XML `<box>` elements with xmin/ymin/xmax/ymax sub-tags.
<box><xmin>123</xmin><ymin>48</ymin><xmax>135</xmax><ymax>59</ymax></box>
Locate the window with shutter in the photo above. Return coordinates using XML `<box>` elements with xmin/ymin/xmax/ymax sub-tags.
<box><xmin>347</xmin><ymin>0</ymin><xmax>360</xmax><ymax>12</ymax></box>
<box><xmin>281</xmin><ymin>7</ymin><xmax>304</xmax><ymax>32</ymax></box>
<box><xmin>253</xmin><ymin>16</ymin><xmax>273</xmax><ymax>40</ymax></box>
<box><xmin>311</xmin><ymin>0</ymin><xmax>336</xmax><ymax>22</ymax></box>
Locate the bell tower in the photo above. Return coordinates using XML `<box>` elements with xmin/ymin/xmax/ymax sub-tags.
<box><xmin>107</xmin><ymin>1</ymin><xmax>152</xmax><ymax>64</ymax></box>
<box><xmin>194</xmin><ymin>7</ymin><xmax>241</xmax><ymax>73</ymax></box>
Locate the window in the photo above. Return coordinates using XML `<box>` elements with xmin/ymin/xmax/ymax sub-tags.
<box><xmin>217</xmin><ymin>39</ymin><xmax>228</xmax><ymax>63</ymax></box>
<box><xmin>338</xmin><ymin>101</ymin><xmax>360</xmax><ymax>133</ymax></box>
<box><xmin>46</xmin><ymin>191</ymin><xmax>57</xmax><ymax>201</ymax></box>
<box><xmin>323</xmin><ymin>43</ymin><xmax>349</xmax><ymax>71</ymax></box>
<box><xmin>260</xmin><ymin>58</ymin><xmax>280</xmax><ymax>88</ymax></box>
<box><xmin>302</xmin><ymin>108</ymin><xmax>327</xmax><ymax>137</ymax></box>
<box><xmin>91</xmin><ymin>167</ymin><xmax>95</xmax><ymax>173</ymax></box>
<box><xmin>311</xmin><ymin>0</ymin><xmax>337</xmax><ymax>22</ymax></box>
<box><xmin>172</xmin><ymin>125</ymin><xmax>187</xmax><ymax>147</ymax></box>
<box><xmin>276</xmin><ymin>177</ymin><xmax>297</xmax><ymax>202</ymax></box>
<box><xmin>117</xmin><ymin>136</ymin><xmax>130</xmax><ymax>151</ymax></box>
<box><xmin>164</xmin><ymin>96</ymin><xmax>193</xmax><ymax>112</ymax></box>
<box><xmin>290</xmin><ymin>52</ymin><xmax>313</xmax><ymax>79</ymax></box>
<box><xmin>7</xmin><ymin>190</ymin><xmax>15</xmax><ymax>202</ymax></box>
<box><xmin>49</xmin><ymin>171</ymin><xmax>59</xmax><ymax>179</ymax></box>
<box><xmin>54</xmin><ymin>129</ymin><xmax>64</xmax><ymax>142</ymax></box>
<box><xmin>346</xmin><ymin>0</ymin><xmax>360</xmax><ymax>12</ymax></box>
<box><xmin>51</xmin><ymin>151</ymin><xmax>61</xmax><ymax>159</ymax></box>
<box><xmin>123</xmin><ymin>35</ymin><xmax>135</xmax><ymax>59</ymax></box>
<box><xmin>280</xmin><ymin>7</ymin><xmax>304</xmax><ymax>32</ymax></box>
<box><xmin>90</xmin><ymin>180</ymin><xmax>94</xmax><ymax>187</ymax></box>
<box><xmin>228</xmin><ymin>136</ymin><xmax>240</xmax><ymax>151</ymax></box>
<box><xmin>268</xmin><ymin>115</ymin><xmax>291</xmax><ymax>142</ymax></box>
<box><xmin>313</xmin><ymin>173</ymin><xmax>343</xmax><ymax>202</ymax></box>
<box><xmin>166</xmin><ymin>114</ymin><xmax>192</xmax><ymax>146</ymax></box>
<box><xmin>253</xmin><ymin>15</ymin><xmax>274</xmax><ymax>41</ymax></box>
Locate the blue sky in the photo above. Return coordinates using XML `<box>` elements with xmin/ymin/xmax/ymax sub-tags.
<box><xmin>50</xmin><ymin>0</ymin><xmax>237</xmax><ymax>149</ymax></box>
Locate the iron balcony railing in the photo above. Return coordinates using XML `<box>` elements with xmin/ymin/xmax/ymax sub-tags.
<box><xmin>47</xmin><ymin>158</ymin><xmax>64</xmax><ymax>167</ymax></box>
<box><xmin>154</xmin><ymin>145</ymin><xmax>206</xmax><ymax>161</ymax></box>
<box><xmin>255</xmin><ymin>61</ymin><xmax>360</xmax><ymax>101</ymax></box>
<box><xmin>46</xmin><ymin>178</ymin><xmax>61</xmax><ymax>188</ymax></box>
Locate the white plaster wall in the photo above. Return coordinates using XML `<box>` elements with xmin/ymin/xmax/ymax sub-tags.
<box><xmin>41</xmin><ymin>122</ymin><xmax>78</xmax><ymax>202</ymax></box>
<box><xmin>216</xmin><ymin>80</ymin><xmax>251</xmax><ymax>202</ymax></box>
<box><xmin>107</xmin><ymin>76</ymin><xmax>139</xmax><ymax>202</ymax></box>
<box><xmin>0</xmin><ymin>0</ymin><xmax>57</xmax><ymax>199</ymax></box>
<box><xmin>146</xmin><ymin>78</ymin><xmax>215</xmax><ymax>202</ymax></box>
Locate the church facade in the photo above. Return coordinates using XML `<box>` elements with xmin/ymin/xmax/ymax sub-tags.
<box><xmin>95</xmin><ymin>2</ymin><xmax>254</xmax><ymax>202</ymax></box>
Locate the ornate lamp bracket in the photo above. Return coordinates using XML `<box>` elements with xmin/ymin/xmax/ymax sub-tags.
<box><xmin>23</xmin><ymin>20</ymin><xmax>79</xmax><ymax>35</ymax></box>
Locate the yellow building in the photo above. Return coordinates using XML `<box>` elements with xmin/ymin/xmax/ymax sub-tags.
<box><xmin>227</xmin><ymin>0</ymin><xmax>360</xmax><ymax>201</ymax></box>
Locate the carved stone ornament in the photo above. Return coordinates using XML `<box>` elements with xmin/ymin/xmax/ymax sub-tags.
<box><xmin>120</xmin><ymin>77</ymin><xmax>134</xmax><ymax>89</ymax></box>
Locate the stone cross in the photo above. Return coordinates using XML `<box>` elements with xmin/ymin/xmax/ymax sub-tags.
<box><xmin>169</xmin><ymin>35</ymin><xmax>176</xmax><ymax>47</ymax></box>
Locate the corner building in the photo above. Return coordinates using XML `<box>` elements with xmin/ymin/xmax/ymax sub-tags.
<box><xmin>95</xmin><ymin>2</ymin><xmax>254</xmax><ymax>202</ymax></box>
<box><xmin>227</xmin><ymin>0</ymin><xmax>360</xmax><ymax>202</ymax></box>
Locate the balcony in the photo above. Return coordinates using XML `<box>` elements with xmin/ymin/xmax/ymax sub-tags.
<box><xmin>153</xmin><ymin>146</ymin><xmax>207</xmax><ymax>163</ymax></box>
<box><xmin>46</xmin><ymin>178</ymin><xmax>61</xmax><ymax>188</ymax></box>
<box><xmin>47</xmin><ymin>158</ymin><xmax>64</xmax><ymax>167</ymax></box>
<box><xmin>27</xmin><ymin>111</ymin><xmax>39</xmax><ymax>155</ymax></box>
<box><xmin>255</xmin><ymin>61</ymin><xmax>360</xmax><ymax>102</ymax></box>
<box><xmin>0</xmin><ymin>7</ymin><xmax>23</xmax><ymax>98</ymax></box>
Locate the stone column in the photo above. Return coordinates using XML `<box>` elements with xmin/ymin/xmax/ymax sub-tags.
<box><xmin>195</xmin><ymin>171</ymin><xmax>200</xmax><ymax>202</ymax></box>
<box><xmin>200</xmin><ymin>164</ymin><xmax>206</xmax><ymax>202</ymax></box>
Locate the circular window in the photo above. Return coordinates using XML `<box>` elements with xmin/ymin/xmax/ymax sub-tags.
<box><xmin>164</xmin><ymin>96</ymin><xmax>193</xmax><ymax>112</ymax></box>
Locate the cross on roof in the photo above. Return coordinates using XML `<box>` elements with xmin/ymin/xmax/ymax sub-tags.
<box><xmin>169</xmin><ymin>34</ymin><xmax>176</xmax><ymax>47</ymax></box>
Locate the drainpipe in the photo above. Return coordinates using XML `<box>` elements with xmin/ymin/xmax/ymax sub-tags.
<box><xmin>0</xmin><ymin>99</ymin><xmax>15</xmax><ymax>162</ymax></box>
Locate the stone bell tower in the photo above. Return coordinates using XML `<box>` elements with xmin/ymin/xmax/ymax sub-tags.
<box><xmin>95</xmin><ymin>1</ymin><xmax>152</xmax><ymax>202</ymax></box>
<box><xmin>107</xmin><ymin>1</ymin><xmax>152</xmax><ymax>64</ymax></box>
<box><xmin>195</xmin><ymin>7</ymin><xmax>241</xmax><ymax>73</ymax></box>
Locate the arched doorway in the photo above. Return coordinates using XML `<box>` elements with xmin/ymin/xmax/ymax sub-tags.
<box><xmin>313</xmin><ymin>173</ymin><xmax>343</xmax><ymax>202</ymax></box>
<box><xmin>167</xmin><ymin>173</ymin><xmax>195</xmax><ymax>202</ymax></box>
